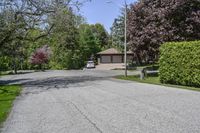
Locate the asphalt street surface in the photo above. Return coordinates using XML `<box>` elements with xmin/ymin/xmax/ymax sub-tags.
<box><xmin>1</xmin><ymin>70</ymin><xmax>200</xmax><ymax>133</ymax></box>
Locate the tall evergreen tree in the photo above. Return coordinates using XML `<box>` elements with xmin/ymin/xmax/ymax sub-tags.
<box><xmin>110</xmin><ymin>8</ymin><xmax>125</xmax><ymax>50</ymax></box>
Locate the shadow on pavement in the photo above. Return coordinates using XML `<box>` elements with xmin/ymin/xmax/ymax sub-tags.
<box><xmin>22</xmin><ymin>76</ymin><xmax>106</xmax><ymax>88</ymax></box>
<box><xmin>0</xmin><ymin>79</ymin><xmax>31</xmax><ymax>85</ymax></box>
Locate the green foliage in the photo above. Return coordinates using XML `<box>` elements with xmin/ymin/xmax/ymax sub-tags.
<box><xmin>0</xmin><ymin>0</ymin><xmax>107</xmax><ymax>71</ymax></box>
<box><xmin>50</xmin><ymin>50</ymin><xmax>84</xmax><ymax>70</ymax></box>
<box><xmin>159</xmin><ymin>41</ymin><xmax>200</xmax><ymax>87</ymax></box>
<box><xmin>110</xmin><ymin>8</ymin><xmax>125</xmax><ymax>49</ymax></box>
<box><xmin>78</xmin><ymin>24</ymin><xmax>102</xmax><ymax>61</ymax></box>
<box><xmin>0</xmin><ymin>56</ymin><xmax>12</xmax><ymax>71</ymax></box>
<box><xmin>90</xmin><ymin>23</ymin><xmax>109</xmax><ymax>48</ymax></box>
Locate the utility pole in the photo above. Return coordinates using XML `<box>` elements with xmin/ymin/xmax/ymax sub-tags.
<box><xmin>106</xmin><ymin>0</ymin><xmax>128</xmax><ymax>77</ymax></box>
<box><xmin>124</xmin><ymin>0</ymin><xmax>127</xmax><ymax>77</ymax></box>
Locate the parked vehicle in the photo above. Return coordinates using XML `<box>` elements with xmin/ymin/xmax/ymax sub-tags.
<box><xmin>86</xmin><ymin>61</ymin><xmax>95</xmax><ymax>69</ymax></box>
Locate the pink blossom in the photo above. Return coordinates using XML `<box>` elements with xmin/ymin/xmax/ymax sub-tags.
<box><xmin>30</xmin><ymin>45</ymin><xmax>51</xmax><ymax>65</ymax></box>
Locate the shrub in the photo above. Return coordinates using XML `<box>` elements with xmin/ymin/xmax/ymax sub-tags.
<box><xmin>159</xmin><ymin>41</ymin><xmax>200</xmax><ymax>87</ymax></box>
<box><xmin>0</xmin><ymin>56</ymin><xmax>12</xmax><ymax>71</ymax></box>
<box><xmin>30</xmin><ymin>45</ymin><xmax>51</xmax><ymax>70</ymax></box>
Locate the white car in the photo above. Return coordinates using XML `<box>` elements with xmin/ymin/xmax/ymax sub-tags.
<box><xmin>86</xmin><ymin>61</ymin><xmax>95</xmax><ymax>69</ymax></box>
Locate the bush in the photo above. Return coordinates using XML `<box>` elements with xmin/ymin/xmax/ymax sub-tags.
<box><xmin>159</xmin><ymin>41</ymin><xmax>200</xmax><ymax>87</ymax></box>
<box><xmin>30</xmin><ymin>45</ymin><xmax>51</xmax><ymax>70</ymax></box>
<box><xmin>0</xmin><ymin>56</ymin><xmax>12</xmax><ymax>71</ymax></box>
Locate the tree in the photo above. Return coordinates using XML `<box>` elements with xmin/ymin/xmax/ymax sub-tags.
<box><xmin>0</xmin><ymin>7</ymin><xmax>28</xmax><ymax>73</ymax></box>
<box><xmin>0</xmin><ymin>0</ymin><xmax>91</xmax><ymax>71</ymax></box>
<box><xmin>110</xmin><ymin>8</ymin><xmax>125</xmax><ymax>50</ymax></box>
<box><xmin>91</xmin><ymin>23</ymin><xmax>109</xmax><ymax>48</ymax></box>
<box><xmin>49</xmin><ymin>6</ymin><xmax>81</xmax><ymax>69</ymax></box>
<box><xmin>78</xmin><ymin>24</ymin><xmax>101</xmax><ymax>61</ymax></box>
<box><xmin>127</xmin><ymin>0</ymin><xmax>200</xmax><ymax>64</ymax></box>
<box><xmin>30</xmin><ymin>45</ymin><xmax>51</xmax><ymax>70</ymax></box>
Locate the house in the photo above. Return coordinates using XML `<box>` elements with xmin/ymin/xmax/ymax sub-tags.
<box><xmin>97</xmin><ymin>48</ymin><xmax>134</xmax><ymax>64</ymax></box>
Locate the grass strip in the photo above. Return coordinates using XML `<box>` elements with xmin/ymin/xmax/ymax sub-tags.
<box><xmin>116</xmin><ymin>75</ymin><xmax>200</xmax><ymax>92</ymax></box>
<box><xmin>0</xmin><ymin>85</ymin><xmax>21</xmax><ymax>126</ymax></box>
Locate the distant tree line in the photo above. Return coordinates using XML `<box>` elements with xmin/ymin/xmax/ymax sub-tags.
<box><xmin>0</xmin><ymin>0</ymin><xmax>109</xmax><ymax>73</ymax></box>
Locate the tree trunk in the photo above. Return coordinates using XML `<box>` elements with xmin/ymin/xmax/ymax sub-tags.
<box><xmin>39</xmin><ymin>64</ymin><xmax>45</xmax><ymax>71</ymax></box>
<box><xmin>136</xmin><ymin>53</ymin><xmax>142</xmax><ymax>66</ymax></box>
<box><xmin>39</xmin><ymin>64</ymin><xmax>42</xmax><ymax>71</ymax></box>
<box><xmin>13</xmin><ymin>58</ymin><xmax>18</xmax><ymax>74</ymax></box>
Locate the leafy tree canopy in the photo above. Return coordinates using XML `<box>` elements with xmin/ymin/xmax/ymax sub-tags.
<box><xmin>127</xmin><ymin>0</ymin><xmax>200</xmax><ymax>64</ymax></box>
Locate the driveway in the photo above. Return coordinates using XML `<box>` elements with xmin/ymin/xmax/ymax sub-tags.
<box><xmin>1</xmin><ymin>70</ymin><xmax>200</xmax><ymax>133</ymax></box>
<box><xmin>95</xmin><ymin>63</ymin><xmax>125</xmax><ymax>70</ymax></box>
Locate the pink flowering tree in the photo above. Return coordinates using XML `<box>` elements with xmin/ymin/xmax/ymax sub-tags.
<box><xmin>30</xmin><ymin>45</ymin><xmax>51</xmax><ymax>70</ymax></box>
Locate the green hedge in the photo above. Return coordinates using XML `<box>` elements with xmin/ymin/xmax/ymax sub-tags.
<box><xmin>159</xmin><ymin>41</ymin><xmax>200</xmax><ymax>87</ymax></box>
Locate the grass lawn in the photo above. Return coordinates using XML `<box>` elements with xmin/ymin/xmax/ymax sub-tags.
<box><xmin>0</xmin><ymin>85</ymin><xmax>21</xmax><ymax>126</ymax></box>
<box><xmin>116</xmin><ymin>75</ymin><xmax>200</xmax><ymax>92</ymax></box>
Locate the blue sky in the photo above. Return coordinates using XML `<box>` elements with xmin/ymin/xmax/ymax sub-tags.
<box><xmin>80</xmin><ymin>0</ymin><xmax>136</xmax><ymax>33</ymax></box>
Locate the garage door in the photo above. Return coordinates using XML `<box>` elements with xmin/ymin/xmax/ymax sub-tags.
<box><xmin>101</xmin><ymin>56</ymin><xmax>111</xmax><ymax>63</ymax></box>
<box><xmin>112</xmin><ymin>55</ymin><xmax>123</xmax><ymax>63</ymax></box>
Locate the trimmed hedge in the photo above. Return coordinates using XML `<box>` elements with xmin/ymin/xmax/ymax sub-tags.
<box><xmin>159</xmin><ymin>41</ymin><xmax>200</xmax><ymax>87</ymax></box>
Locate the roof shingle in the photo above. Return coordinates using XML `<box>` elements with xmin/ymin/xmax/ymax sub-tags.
<box><xmin>97</xmin><ymin>48</ymin><xmax>133</xmax><ymax>55</ymax></box>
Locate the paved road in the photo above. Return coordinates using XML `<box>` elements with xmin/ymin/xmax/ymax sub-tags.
<box><xmin>1</xmin><ymin>70</ymin><xmax>200</xmax><ymax>133</ymax></box>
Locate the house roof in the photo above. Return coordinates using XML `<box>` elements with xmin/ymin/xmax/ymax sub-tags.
<box><xmin>97</xmin><ymin>48</ymin><xmax>133</xmax><ymax>55</ymax></box>
<box><xmin>97</xmin><ymin>48</ymin><xmax>121</xmax><ymax>55</ymax></box>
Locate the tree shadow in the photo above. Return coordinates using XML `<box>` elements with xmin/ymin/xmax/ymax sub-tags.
<box><xmin>1</xmin><ymin>71</ymin><xmax>35</xmax><ymax>76</ymax></box>
<box><xmin>22</xmin><ymin>76</ymin><xmax>106</xmax><ymax>88</ymax></box>
<box><xmin>0</xmin><ymin>79</ymin><xmax>31</xmax><ymax>85</ymax></box>
<box><xmin>14</xmin><ymin>71</ymin><xmax>35</xmax><ymax>75</ymax></box>
<box><xmin>0</xmin><ymin>75</ymin><xmax>110</xmax><ymax>96</ymax></box>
